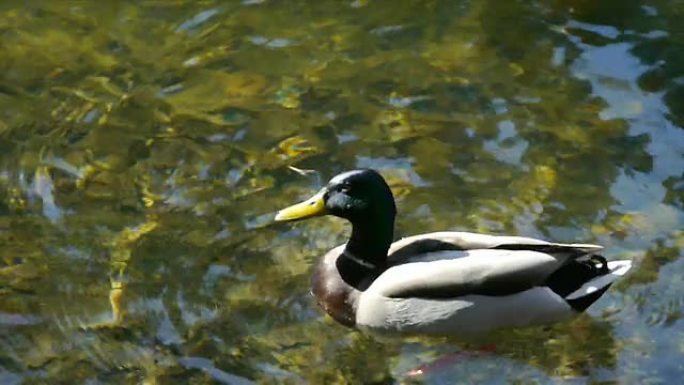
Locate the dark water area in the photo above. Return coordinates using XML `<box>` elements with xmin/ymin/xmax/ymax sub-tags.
<box><xmin>1</xmin><ymin>1</ymin><xmax>683</xmax><ymax>384</ymax></box>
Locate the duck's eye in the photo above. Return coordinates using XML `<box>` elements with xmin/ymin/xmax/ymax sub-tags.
<box><xmin>338</xmin><ymin>184</ymin><xmax>351</xmax><ymax>193</ymax></box>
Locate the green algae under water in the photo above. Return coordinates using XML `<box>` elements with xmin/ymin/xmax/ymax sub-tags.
<box><xmin>1</xmin><ymin>1</ymin><xmax>683</xmax><ymax>384</ymax></box>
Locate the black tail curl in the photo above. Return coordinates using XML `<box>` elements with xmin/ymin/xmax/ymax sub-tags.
<box><xmin>544</xmin><ymin>254</ymin><xmax>614</xmax><ymax>311</ymax></box>
<box><xmin>545</xmin><ymin>254</ymin><xmax>609</xmax><ymax>298</ymax></box>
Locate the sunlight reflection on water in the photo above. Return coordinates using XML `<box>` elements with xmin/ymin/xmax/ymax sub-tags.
<box><xmin>0</xmin><ymin>1</ymin><xmax>682</xmax><ymax>383</ymax></box>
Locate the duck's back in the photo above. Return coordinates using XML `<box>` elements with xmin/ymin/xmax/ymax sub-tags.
<box><xmin>353</xmin><ymin>231</ymin><xmax>631</xmax><ymax>335</ymax></box>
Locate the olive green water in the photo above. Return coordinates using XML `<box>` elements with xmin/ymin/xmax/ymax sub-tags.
<box><xmin>1</xmin><ymin>1</ymin><xmax>683</xmax><ymax>384</ymax></box>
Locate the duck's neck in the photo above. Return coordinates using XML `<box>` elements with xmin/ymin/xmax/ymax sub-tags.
<box><xmin>343</xmin><ymin>216</ymin><xmax>394</xmax><ymax>269</ymax></box>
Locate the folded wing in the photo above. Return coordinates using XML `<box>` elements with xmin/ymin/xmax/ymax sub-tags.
<box><xmin>376</xmin><ymin>232</ymin><xmax>603</xmax><ymax>299</ymax></box>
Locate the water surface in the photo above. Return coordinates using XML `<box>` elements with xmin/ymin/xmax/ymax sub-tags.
<box><xmin>1</xmin><ymin>1</ymin><xmax>683</xmax><ymax>384</ymax></box>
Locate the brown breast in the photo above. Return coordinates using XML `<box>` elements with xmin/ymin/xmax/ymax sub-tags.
<box><xmin>310</xmin><ymin>246</ymin><xmax>363</xmax><ymax>327</ymax></box>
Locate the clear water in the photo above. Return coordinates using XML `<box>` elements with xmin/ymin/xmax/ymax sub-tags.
<box><xmin>1</xmin><ymin>1</ymin><xmax>683</xmax><ymax>384</ymax></box>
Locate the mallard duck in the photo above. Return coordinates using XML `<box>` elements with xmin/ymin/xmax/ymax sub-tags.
<box><xmin>275</xmin><ymin>169</ymin><xmax>631</xmax><ymax>335</ymax></box>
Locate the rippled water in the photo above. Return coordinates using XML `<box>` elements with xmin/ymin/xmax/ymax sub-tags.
<box><xmin>1</xmin><ymin>1</ymin><xmax>683</xmax><ymax>384</ymax></box>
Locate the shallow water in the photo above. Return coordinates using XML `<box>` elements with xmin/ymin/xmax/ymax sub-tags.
<box><xmin>1</xmin><ymin>1</ymin><xmax>683</xmax><ymax>384</ymax></box>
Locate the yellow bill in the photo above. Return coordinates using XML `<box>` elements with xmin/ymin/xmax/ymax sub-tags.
<box><xmin>274</xmin><ymin>189</ymin><xmax>327</xmax><ymax>221</ymax></box>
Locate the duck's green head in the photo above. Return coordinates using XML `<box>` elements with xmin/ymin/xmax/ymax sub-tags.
<box><xmin>275</xmin><ymin>169</ymin><xmax>396</xmax><ymax>224</ymax></box>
